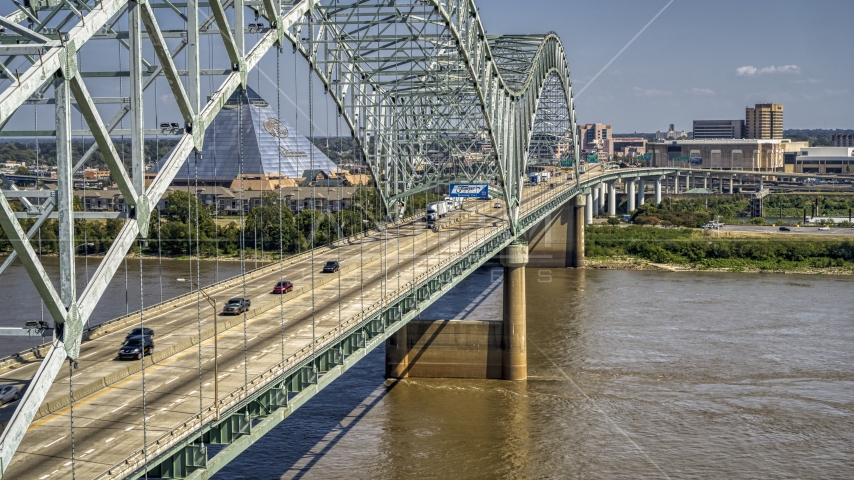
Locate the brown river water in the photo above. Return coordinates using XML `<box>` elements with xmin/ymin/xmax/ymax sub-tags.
<box><xmin>2</xmin><ymin>259</ymin><xmax>853</xmax><ymax>478</ymax></box>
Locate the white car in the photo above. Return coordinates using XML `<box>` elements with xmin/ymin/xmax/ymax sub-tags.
<box><xmin>493</xmin><ymin>202</ymin><xmax>502</xmax><ymax>209</ymax></box>
<box><xmin>0</xmin><ymin>385</ymin><xmax>20</xmax><ymax>405</ymax></box>
<box><xmin>818</xmin><ymin>226</ymin><xmax>830</xmax><ymax>231</ymax></box>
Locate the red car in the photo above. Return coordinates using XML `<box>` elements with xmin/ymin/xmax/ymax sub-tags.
<box><xmin>272</xmin><ymin>281</ymin><xmax>294</xmax><ymax>294</ymax></box>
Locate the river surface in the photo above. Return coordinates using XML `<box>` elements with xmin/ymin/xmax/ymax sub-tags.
<box><xmin>2</xmin><ymin>259</ymin><xmax>854</xmax><ymax>478</ymax></box>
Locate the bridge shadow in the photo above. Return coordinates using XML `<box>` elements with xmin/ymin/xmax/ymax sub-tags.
<box><xmin>211</xmin><ymin>347</ymin><xmax>394</xmax><ymax>480</ymax></box>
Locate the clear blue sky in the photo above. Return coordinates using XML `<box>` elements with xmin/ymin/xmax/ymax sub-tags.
<box><xmin>479</xmin><ymin>0</ymin><xmax>854</xmax><ymax>132</ymax></box>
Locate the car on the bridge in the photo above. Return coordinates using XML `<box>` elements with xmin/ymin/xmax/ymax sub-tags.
<box><xmin>818</xmin><ymin>226</ymin><xmax>830</xmax><ymax>231</ymax></box>
<box><xmin>322</xmin><ymin>261</ymin><xmax>340</xmax><ymax>273</ymax></box>
<box><xmin>426</xmin><ymin>221</ymin><xmax>435</xmax><ymax>229</ymax></box>
<box><xmin>0</xmin><ymin>385</ymin><xmax>20</xmax><ymax>405</ymax></box>
<box><xmin>494</xmin><ymin>202</ymin><xmax>502</xmax><ymax>209</ymax></box>
<box><xmin>779</xmin><ymin>226</ymin><xmax>791</xmax><ymax>232</ymax></box>
<box><xmin>272</xmin><ymin>281</ymin><xmax>294</xmax><ymax>294</ymax></box>
<box><xmin>125</xmin><ymin>327</ymin><xmax>154</xmax><ymax>341</ymax></box>
<box><xmin>118</xmin><ymin>335</ymin><xmax>154</xmax><ymax>360</ymax></box>
<box><xmin>222</xmin><ymin>297</ymin><xmax>251</xmax><ymax>315</ymax></box>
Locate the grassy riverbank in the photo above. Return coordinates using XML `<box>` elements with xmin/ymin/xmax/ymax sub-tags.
<box><xmin>586</xmin><ymin>226</ymin><xmax>854</xmax><ymax>274</ymax></box>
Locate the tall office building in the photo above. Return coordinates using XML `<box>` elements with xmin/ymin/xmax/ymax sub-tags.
<box><xmin>577</xmin><ymin>123</ymin><xmax>613</xmax><ymax>156</ymax></box>
<box><xmin>745</xmin><ymin>103</ymin><xmax>783</xmax><ymax>139</ymax></box>
<box><xmin>692</xmin><ymin>120</ymin><xmax>745</xmax><ymax>139</ymax></box>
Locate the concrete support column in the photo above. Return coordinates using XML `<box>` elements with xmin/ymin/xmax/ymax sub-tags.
<box><xmin>674</xmin><ymin>174</ymin><xmax>679</xmax><ymax>194</ymax></box>
<box><xmin>730</xmin><ymin>176</ymin><xmax>734</xmax><ymax>194</ymax></box>
<box><xmin>684</xmin><ymin>173</ymin><xmax>690</xmax><ymax>191</ymax></box>
<box><xmin>592</xmin><ymin>185</ymin><xmax>600</xmax><ymax>217</ymax></box>
<box><xmin>654</xmin><ymin>176</ymin><xmax>662</xmax><ymax>205</ymax></box>
<box><xmin>627</xmin><ymin>179</ymin><xmax>636</xmax><ymax>212</ymax></box>
<box><xmin>501</xmin><ymin>243</ymin><xmax>528</xmax><ymax>381</ymax></box>
<box><xmin>703</xmin><ymin>175</ymin><xmax>708</xmax><ymax>190</ymax></box>
<box><xmin>385</xmin><ymin>327</ymin><xmax>409</xmax><ymax>378</ymax></box>
<box><xmin>759</xmin><ymin>177</ymin><xmax>764</xmax><ymax>191</ymax></box>
<box><xmin>608</xmin><ymin>182</ymin><xmax>616</xmax><ymax>216</ymax></box>
<box><xmin>584</xmin><ymin>191</ymin><xmax>593</xmax><ymax>224</ymax></box>
<box><xmin>637</xmin><ymin>179</ymin><xmax>646</xmax><ymax>206</ymax></box>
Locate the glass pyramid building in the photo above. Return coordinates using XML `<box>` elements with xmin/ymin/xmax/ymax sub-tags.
<box><xmin>149</xmin><ymin>87</ymin><xmax>337</xmax><ymax>185</ymax></box>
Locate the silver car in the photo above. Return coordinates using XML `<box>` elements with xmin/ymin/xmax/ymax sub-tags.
<box><xmin>0</xmin><ymin>385</ymin><xmax>20</xmax><ymax>405</ymax></box>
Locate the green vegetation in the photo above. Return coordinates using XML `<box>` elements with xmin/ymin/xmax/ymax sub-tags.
<box><xmin>587</xmin><ymin>226</ymin><xmax>854</xmax><ymax>272</ymax></box>
<box><xmin>0</xmin><ymin>186</ymin><xmax>418</xmax><ymax>259</ymax></box>
<box><xmin>629</xmin><ymin>194</ymin><xmax>854</xmax><ymax>227</ymax></box>
<box><xmin>784</xmin><ymin>128</ymin><xmax>854</xmax><ymax>147</ymax></box>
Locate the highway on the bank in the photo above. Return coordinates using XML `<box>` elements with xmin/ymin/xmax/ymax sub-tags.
<box><xmin>0</xmin><ymin>173</ymin><xmax>582</xmax><ymax>480</ymax></box>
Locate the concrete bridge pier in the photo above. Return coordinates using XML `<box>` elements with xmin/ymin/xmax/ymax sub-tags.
<box><xmin>637</xmin><ymin>179</ymin><xmax>646</xmax><ymax>206</ymax></box>
<box><xmin>626</xmin><ymin>179</ymin><xmax>636</xmax><ymax>212</ymax></box>
<box><xmin>703</xmin><ymin>175</ymin><xmax>708</xmax><ymax>190</ymax></box>
<box><xmin>685</xmin><ymin>174</ymin><xmax>690</xmax><ymax>191</ymax></box>
<box><xmin>522</xmin><ymin>195</ymin><xmax>585</xmax><ymax>268</ymax></box>
<box><xmin>608</xmin><ymin>182</ymin><xmax>616</xmax><ymax>216</ymax></box>
<box><xmin>592</xmin><ymin>185</ymin><xmax>600</xmax><ymax>217</ymax></box>
<box><xmin>501</xmin><ymin>243</ymin><xmax>528</xmax><ymax>380</ymax></box>
<box><xmin>654</xmin><ymin>176</ymin><xmax>663</xmax><ymax>205</ymax></box>
<box><xmin>585</xmin><ymin>190</ymin><xmax>593</xmax><ymax>224</ymax></box>
<box><xmin>673</xmin><ymin>173</ymin><xmax>680</xmax><ymax>194</ymax></box>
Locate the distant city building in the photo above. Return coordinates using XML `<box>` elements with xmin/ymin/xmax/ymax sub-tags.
<box><xmin>149</xmin><ymin>87</ymin><xmax>338</xmax><ymax>186</ymax></box>
<box><xmin>655</xmin><ymin>124</ymin><xmax>687</xmax><ymax>141</ymax></box>
<box><xmin>648</xmin><ymin>139</ymin><xmax>789</xmax><ymax>171</ymax></box>
<box><xmin>577</xmin><ymin>123</ymin><xmax>613</xmax><ymax>157</ymax></box>
<box><xmin>692</xmin><ymin>120</ymin><xmax>745</xmax><ymax>140</ymax></box>
<box><xmin>612</xmin><ymin>137</ymin><xmax>647</xmax><ymax>157</ymax></box>
<box><xmin>793</xmin><ymin>147</ymin><xmax>854</xmax><ymax>174</ymax></box>
<box><xmin>745</xmin><ymin>103</ymin><xmax>783</xmax><ymax>139</ymax></box>
<box><xmin>832</xmin><ymin>134</ymin><xmax>854</xmax><ymax>147</ymax></box>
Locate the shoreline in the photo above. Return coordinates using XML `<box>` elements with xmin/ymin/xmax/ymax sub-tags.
<box><xmin>584</xmin><ymin>256</ymin><xmax>854</xmax><ymax>275</ymax></box>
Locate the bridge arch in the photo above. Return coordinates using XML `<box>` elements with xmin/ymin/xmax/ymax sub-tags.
<box><xmin>285</xmin><ymin>3</ymin><xmax>578</xmax><ymax>230</ymax></box>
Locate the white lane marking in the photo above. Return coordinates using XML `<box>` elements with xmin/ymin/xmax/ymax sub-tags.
<box><xmin>162</xmin><ymin>334</ymin><xmax>174</xmax><ymax>339</ymax></box>
<box><xmin>188</xmin><ymin>390</ymin><xmax>197</xmax><ymax>395</ymax></box>
<box><xmin>43</xmin><ymin>436</ymin><xmax>66</xmax><ymax>449</ymax></box>
<box><xmin>146</xmin><ymin>415</ymin><xmax>155</xmax><ymax>420</ymax></box>
<box><xmin>165</xmin><ymin>318</ymin><xmax>181</xmax><ymax>325</ymax></box>
<box><xmin>164</xmin><ymin>376</ymin><xmax>179</xmax><ymax>385</ymax></box>
<box><xmin>110</xmin><ymin>403</ymin><xmax>128</xmax><ymax>413</ymax></box>
<box><xmin>80</xmin><ymin>350</ymin><xmax>100</xmax><ymax>359</ymax></box>
<box><xmin>125</xmin><ymin>426</ymin><xmax>134</xmax><ymax>431</ymax></box>
<box><xmin>105</xmin><ymin>437</ymin><xmax>115</xmax><ymax>444</ymax></box>
<box><xmin>40</xmin><ymin>475</ymin><xmax>50</xmax><ymax>479</ymax></box>
<box><xmin>204</xmin><ymin>382</ymin><xmax>211</xmax><ymax>387</ymax></box>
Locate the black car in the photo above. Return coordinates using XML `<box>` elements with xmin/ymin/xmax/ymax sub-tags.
<box><xmin>222</xmin><ymin>297</ymin><xmax>251</xmax><ymax>315</ymax></box>
<box><xmin>125</xmin><ymin>327</ymin><xmax>154</xmax><ymax>341</ymax></box>
<box><xmin>779</xmin><ymin>226</ymin><xmax>791</xmax><ymax>232</ymax></box>
<box><xmin>322</xmin><ymin>261</ymin><xmax>340</xmax><ymax>273</ymax></box>
<box><xmin>119</xmin><ymin>335</ymin><xmax>154</xmax><ymax>360</ymax></box>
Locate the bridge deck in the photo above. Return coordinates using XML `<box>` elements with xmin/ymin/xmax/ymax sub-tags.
<box><xmin>0</xmin><ymin>167</ymin><xmax>667</xmax><ymax>478</ymax></box>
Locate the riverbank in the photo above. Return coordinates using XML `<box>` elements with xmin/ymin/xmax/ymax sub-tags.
<box><xmin>585</xmin><ymin>225</ymin><xmax>854</xmax><ymax>275</ymax></box>
<box><xmin>584</xmin><ymin>255</ymin><xmax>854</xmax><ymax>275</ymax></box>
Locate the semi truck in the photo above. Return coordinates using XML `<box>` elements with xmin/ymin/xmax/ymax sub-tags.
<box><xmin>426</xmin><ymin>201</ymin><xmax>448</xmax><ymax>221</ymax></box>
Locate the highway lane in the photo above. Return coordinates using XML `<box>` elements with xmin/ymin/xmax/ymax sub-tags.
<box><xmin>3</xmin><ymin>204</ymin><xmax>512</xmax><ymax>479</ymax></box>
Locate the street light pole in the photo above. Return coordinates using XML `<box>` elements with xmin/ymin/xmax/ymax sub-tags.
<box><xmin>178</xmin><ymin>278</ymin><xmax>219</xmax><ymax>419</ymax></box>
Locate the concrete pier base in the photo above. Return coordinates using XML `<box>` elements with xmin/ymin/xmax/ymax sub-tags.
<box><xmin>501</xmin><ymin>243</ymin><xmax>528</xmax><ymax>381</ymax></box>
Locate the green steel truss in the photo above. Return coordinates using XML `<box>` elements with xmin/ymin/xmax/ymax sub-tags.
<box><xmin>0</xmin><ymin>0</ymin><xmax>578</xmax><ymax>474</ymax></box>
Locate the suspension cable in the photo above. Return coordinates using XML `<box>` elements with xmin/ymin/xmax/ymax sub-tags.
<box><xmin>239</xmin><ymin>88</ymin><xmax>248</xmax><ymax>396</ymax></box>
<box><xmin>138</xmin><ymin>238</ymin><xmax>148</xmax><ymax>477</ymax></box>
<box><xmin>194</xmin><ymin>151</ymin><xmax>204</xmax><ymax>434</ymax></box>
<box><xmin>277</xmin><ymin>46</ymin><xmax>285</xmax><ymax>369</ymax></box>
<box><xmin>154</xmin><ymin>51</ymin><xmax>163</xmax><ymax>303</ymax></box>
<box><xmin>68</xmin><ymin>359</ymin><xmax>76</xmax><ymax>480</ymax></box>
<box><xmin>308</xmin><ymin>12</ymin><xmax>316</xmax><ymax>357</ymax></box>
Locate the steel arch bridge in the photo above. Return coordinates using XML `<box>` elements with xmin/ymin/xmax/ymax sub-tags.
<box><xmin>0</xmin><ymin>0</ymin><xmax>577</xmax><ymax>474</ymax></box>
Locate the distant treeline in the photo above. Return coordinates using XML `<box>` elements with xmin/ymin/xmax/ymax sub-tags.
<box><xmin>627</xmin><ymin>194</ymin><xmax>854</xmax><ymax>227</ymax></box>
<box><xmin>784</xmin><ymin>128</ymin><xmax>854</xmax><ymax>147</ymax></box>
<box><xmin>0</xmin><ymin>188</ymin><xmax>442</xmax><ymax>258</ymax></box>
<box><xmin>587</xmin><ymin>226</ymin><xmax>854</xmax><ymax>271</ymax></box>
